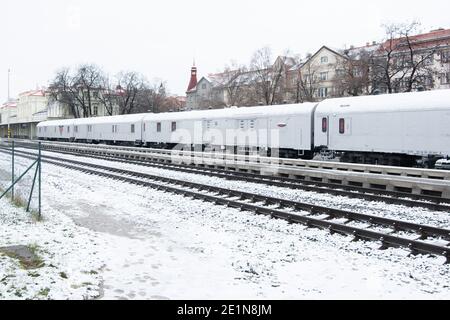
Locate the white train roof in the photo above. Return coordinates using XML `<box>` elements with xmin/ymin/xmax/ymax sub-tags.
<box><xmin>73</xmin><ymin>113</ymin><xmax>147</xmax><ymax>125</ymax></box>
<box><xmin>38</xmin><ymin>114</ymin><xmax>146</xmax><ymax>127</ymax></box>
<box><xmin>143</xmin><ymin>103</ymin><xmax>317</xmax><ymax>122</ymax></box>
<box><xmin>37</xmin><ymin>103</ymin><xmax>317</xmax><ymax>127</ymax></box>
<box><xmin>37</xmin><ymin>118</ymin><xmax>75</xmax><ymax>127</ymax></box>
<box><xmin>315</xmin><ymin>89</ymin><xmax>450</xmax><ymax>115</ymax></box>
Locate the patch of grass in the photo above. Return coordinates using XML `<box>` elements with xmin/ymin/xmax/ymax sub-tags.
<box><xmin>31</xmin><ymin>211</ymin><xmax>43</xmax><ymax>222</ymax></box>
<box><xmin>28</xmin><ymin>271</ymin><xmax>40</xmax><ymax>278</ymax></box>
<box><xmin>12</xmin><ymin>196</ymin><xmax>27</xmax><ymax>209</ymax></box>
<box><xmin>38</xmin><ymin>287</ymin><xmax>50</xmax><ymax>297</ymax></box>
<box><xmin>0</xmin><ymin>188</ymin><xmax>43</xmax><ymax>221</ymax></box>
<box><xmin>82</xmin><ymin>270</ymin><xmax>98</xmax><ymax>275</ymax></box>
<box><xmin>0</xmin><ymin>244</ymin><xmax>45</xmax><ymax>270</ymax></box>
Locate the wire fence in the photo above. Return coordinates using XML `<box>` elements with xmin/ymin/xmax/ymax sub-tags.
<box><xmin>0</xmin><ymin>140</ymin><xmax>42</xmax><ymax>218</ymax></box>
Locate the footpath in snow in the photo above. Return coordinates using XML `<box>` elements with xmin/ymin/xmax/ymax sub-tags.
<box><xmin>0</xmin><ymin>152</ymin><xmax>450</xmax><ymax>299</ymax></box>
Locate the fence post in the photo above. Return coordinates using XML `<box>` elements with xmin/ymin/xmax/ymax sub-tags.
<box><xmin>11</xmin><ymin>140</ymin><xmax>14</xmax><ymax>201</ymax></box>
<box><xmin>38</xmin><ymin>142</ymin><xmax>41</xmax><ymax>218</ymax></box>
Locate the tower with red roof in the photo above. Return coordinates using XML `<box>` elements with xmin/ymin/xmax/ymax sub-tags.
<box><xmin>187</xmin><ymin>63</ymin><xmax>198</xmax><ymax>92</ymax></box>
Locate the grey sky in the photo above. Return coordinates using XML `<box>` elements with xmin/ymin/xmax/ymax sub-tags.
<box><xmin>1</xmin><ymin>0</ymin><xmax>449</xmax><ymax>102</ymax></box>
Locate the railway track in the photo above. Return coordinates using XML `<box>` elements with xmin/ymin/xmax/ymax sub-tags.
<box><xmin>1</xmin><ymin>147</ymin><xmax>450</xmax><ymax>261</ymax></box>
<box><xmin>3</xmin><ymin>141</ymin><xmax>450</xmax><ymax>212</ymax></box>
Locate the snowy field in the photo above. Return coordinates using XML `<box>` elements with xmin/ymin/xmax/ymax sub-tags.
<box><xmin>0</xmin><ymin>150</ymin><xmax>450</xmax><ymax>300</ymax></box>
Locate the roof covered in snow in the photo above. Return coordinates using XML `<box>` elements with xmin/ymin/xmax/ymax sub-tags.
<box><xmin>316</xmin><ymin>89</ymin><xmax>450</xmax><ymax>114</ymax></box>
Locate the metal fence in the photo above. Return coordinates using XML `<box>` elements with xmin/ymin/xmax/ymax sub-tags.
<box><xmin>0</xmin><ymin>141</ymin><xmax>42</xmax><ymax>218</ymax></box>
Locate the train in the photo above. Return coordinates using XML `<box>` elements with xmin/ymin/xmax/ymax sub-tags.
<box><xmin>37</xmin><ymin>89</ymin><xmax>450</xmax><ymax>168</ymax></box>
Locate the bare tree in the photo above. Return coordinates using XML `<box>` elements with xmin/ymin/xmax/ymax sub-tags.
<box><xmin>287</xmin><ymin>54</ymin><xmax>320</xmax><ymax>103</ymax></box>
<box><xmin>97</xmin><ymin>75</ymin><xmax>118</xmax><ymax>116</ymax></box>
<box><xmin>48</xmin><ymin>68</ymin><xmax>80</xmax><ymax>118</ymax></box>
<box><xmin>114</xmin><ymin>71</ymin><xmax>147</xmax><ymax>114</ymax></box>
<box><xmin>371</xmin><ymin>21</ymin><xmax>437</xmax><ymax>93</ymax></box>
<box><xmin>220</xmin><ymin>62</ymin><xmax>249</xmax><ymax>107</ymax></box>
<box><xmin>48</xmin><ymin>64</ymin><xmax>106</xmax><ymax>118</ymax></box>
<box><xmin>336</xmin><ymin>49</ymin><xmax>373</xmax><ymax>96</ymax></box>
<box><xmin>397</xmin><ymin>22</ymin><xmax>437</xmax><ymax>92</ymax></box>
<box><xmin>249</xmin><ymin>47</ymin><xmax>290</xmax><ymax>105</ymax></box>
<box><xmin>132</xmin><ymin>80</ymin><xmax>170</xmax><ymax>113</ymax></box>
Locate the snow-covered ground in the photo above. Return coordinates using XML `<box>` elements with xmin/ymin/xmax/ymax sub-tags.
<box><xmin>32</xmin><ymin>149</ymin><xmax>450</xmax><ymax>229</ymax></box>
<box><xmin>0</xmin><ymin>150</ymin><xmax>450</xmax><ymax>299</ymax></box>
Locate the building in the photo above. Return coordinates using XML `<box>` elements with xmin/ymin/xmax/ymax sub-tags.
<box><xmin>186</xmin><ymin>65</ymin><xmax>225</xmax><ymax>110</ymax></box>
<box><xmin>345</xmin><ymin>28</ymin><xmax>450</xmax><ymax>94</ymax></box>
<box><xmin>0</xmin><ymin>87</ymin><xmax>120</xmax><ymax>139</ymax></box>
<box><xmin>286</xmin><ymin>46</ymin><xmax>348</xmax><ymax>102</ymax></box>
<box><xmin>0</xmin><ymin>100</ymin><xmax>18</xmax><ymax>138</ymax></box>
<box><xmin>186</xmin><ymin>56</ymin><xmax>297</xmax><ymax>109</ymax></box>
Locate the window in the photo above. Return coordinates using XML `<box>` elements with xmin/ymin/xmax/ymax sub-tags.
<box><xmin>422</xmin><ymin>54</ymin><xmax>434</xmax><ymax>65</ymax></box>
<box><xmin>112</xmin><ymin>125</ymin><xmax>118</xmax><ymax>133</ymax></box>
<box><xmin>441</xmin><ymin>50</ymin><xmax>450</xmax><ymax>63</ymax></box>
<box><xmin>352</xmin><ymin>67</ymin><xmax>362</xmax><ymax>77</ymax></box>
<box><xmin>143</xmin><ymin>123</ymin><xmax>146</xmax><ymax>132</ymax></box>
<box><xmin>67</xmin><ymin>126</ymin><xmax>70</xmax><ymax>133</ymax></box>
<box><xmin>320</xmin><ymin>72</ymin><xmax>328</xmax><ymax>81</ymax></box>
<box><xmin>157</xmin><ymin>122</ymin><xmax>161</xmax><ymax>132</ymax></box>
<box><xmin>93</xmin><ymin>106</ymin><xmax>98</xmax><ymax>116</ymax></box>
<box><xmin>75</xmin><ymin>126</ymin><xmax>78</xmax><ymax>133</ymax></box>
<box><xmin>318</xmin><ymin>87</ymin><xmax>328</xmax><ymax>98</ymax></box>
<box><xmin>88</xmin><ymin>125</ymin><xmax>92</xmax><ymax>133</ymax></box>
<box><xmin>131</xmin><ymin>124</ymin><xmax>135</xmax><ymax>133</ymax></box>
<box><xmin>322</xmin><ymin>118</ymin><xmax>328</xmax><ymax>133</ymax></box>
<box><xmin>321</xmin><ymin>56</ymin><xmax>328</xmax><ymax>64</ymax></box>
<box><xmin>339</xmin><ymin>118</ymin><xmax>345</xmax><ymax>134</ymax></box>
<box><xmin>171</xmin><ymin>122</ymin><xmax>177</xmax><ymax>132</ymax></box>
<box><xmin>440</xmin><ymin>73</ymin><xmax>450</xmax><ymax>85</ymax></box>
<box><xmin>93</xmin><ymin>91</ymin><xmax>99</xmax><ymax>99</ymax></box>
<box><xmin>202</xmin><ymin>84</ymin><xmax>207</xmax><ymax>89</ymax></box>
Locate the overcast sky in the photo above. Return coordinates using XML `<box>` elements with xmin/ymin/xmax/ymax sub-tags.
<box><xmin>1</xmin><ymin>0</ymin><xmax>449</xmax><ymax>102</ymax></box>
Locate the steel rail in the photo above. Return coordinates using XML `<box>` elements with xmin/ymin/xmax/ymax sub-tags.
<box><xmin>3</xmin><ymin>142</ymin><xmax>450</xmax><ymax>211</ymax></box>
<box><xmin>1</xmin><ymin>147</ymin><xmax>449</xmax><ymax>261</ymax></box>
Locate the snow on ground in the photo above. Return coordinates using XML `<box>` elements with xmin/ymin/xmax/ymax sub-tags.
<box><xmin>0</xmin><ymin>199</ymin><xmax>104</xmax><ymax>300</ymax></box>
<box><xmin>0</xmin><ymin>151</ymin><xmax>450</xmax><ymax>299</ymax></box>
<box><xmin>33</xmin><ymin>149</ymin><xmax>450</xmax><ymax>229</ymax></box>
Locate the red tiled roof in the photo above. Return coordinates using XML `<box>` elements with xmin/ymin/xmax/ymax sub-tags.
<box><xmin>380</xmin><ymin>28</ymin><xmax>450</xmax><ymax>52</ymax></box>
<box><xmin>19</xmin><ymin>89</ymin><xmax>46</xmax><ymax>97</ymax></box>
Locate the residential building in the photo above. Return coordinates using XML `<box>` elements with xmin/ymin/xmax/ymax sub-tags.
<box><xmin>186</xmin><ymin>56</ymin><xmax>296</xmax><ymax>109</ymax></box>
<box><xmin>0</xmin><ymin>87</ymin><xmax>119</xmax><ymax>139</ymax></box>
<box><xmin>286</xmin><ymin>46</ymin><xmax>348</xmax><ymax>102</ymax></box>
<box><xmin>345</xmin><ymin>28</ymin><xmax>450</xmax><ymax>94</ymax></box>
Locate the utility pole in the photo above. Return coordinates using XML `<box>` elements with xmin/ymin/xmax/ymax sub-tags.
<box><xmin>7</xmin><ymin>68</ymin><xmax>11</xmax><ymax>139</ymax></box>
<box><xmin>7</xmin><ymin>68</ymin><xmax>10</xmax><ymax>101</ymax></box>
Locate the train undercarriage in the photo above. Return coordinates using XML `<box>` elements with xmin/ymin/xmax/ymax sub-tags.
<box><xmin>39</xmin><ymin>137</ymin><xmax>445</xmax><ymax>168</ymax></box>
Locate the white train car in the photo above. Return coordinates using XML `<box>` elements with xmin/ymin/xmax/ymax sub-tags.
<box><xmin>74</xmin><ymin>114</ymin><xmax>145</xmax><ymax>144</ymax></box>
<box><xmin>314</xmin><ymin>89</ymin><xmax>450</xmax><ymax>166</ymax></box>
<box><xmin>142</xmin><ymin>103</ymin><xmax>317</xmax><ymax>157</ymax></box>
<box><xmin>37</xmin><ymin>119</ymin><xmax>75</xmax><ymax>141</ymax></box>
